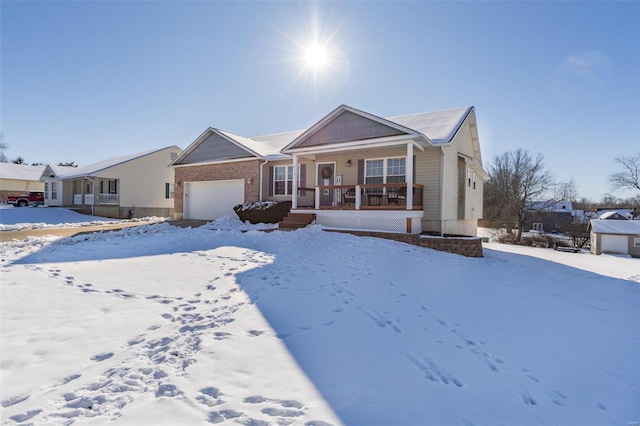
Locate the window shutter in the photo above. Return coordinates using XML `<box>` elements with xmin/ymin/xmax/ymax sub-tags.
<box><xmin>165</xmin><ymin>183</ymin><xmax>170</xmax><ymax>199</ymax></box>
<box><xmin>357</xmin><ymin>159</ymin><xmax>364</xmax><ymax>185</ymax></box>
<box><xmin>268</xmin><ymin>166</ymin><xmax>274</xmax><ymax>196</ymax></box>
<box><xmin>413</xmin><ymin>155</ymin><xmax>416</xmax><ymax>183</ymax></box>
<box><xmin>300</xmin><ymin>164</ymin><xmax>306</xmax><ymax>196</ymax></box>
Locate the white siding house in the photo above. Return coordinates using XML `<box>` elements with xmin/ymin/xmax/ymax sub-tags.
<box><xmin>40</xmin><ymin>146</ymin><xmax>182</xmax><ymax>218</ymax></box>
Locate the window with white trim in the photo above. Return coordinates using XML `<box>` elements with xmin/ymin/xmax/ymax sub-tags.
<box><xmin>634</xmin><ymin>238</ymin><xmax>640</xmax><ymax>248</ymax></box>
<box><xmin>51</xmin><ymin>181</ymin><xmax>58</xmax><ymax>200</ymax></box>
<box><xmin>44</xmin><ymin>182</ymin><xmax>49</xmax><ymax>200</ymax></box>
<box><xmin>273</xmin><ymin>165</ymin><xmax>299</xmax><ymax>196</ymax></box>
<box><xmin>365</xmin><ymin>157</ymin><xmax>405</xmax><ymax>186</ymax></box>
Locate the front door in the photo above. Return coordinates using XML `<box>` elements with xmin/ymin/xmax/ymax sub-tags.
<box><xmin>317</xmin><ymin>163</ymin><xmax>335</xmax><ymax>207</ymax></box>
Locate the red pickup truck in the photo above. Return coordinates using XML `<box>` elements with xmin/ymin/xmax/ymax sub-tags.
<box><xmin>2</xmin><ymin>191</ymin><xmax>45</xmax><ymax>207</ymax></box>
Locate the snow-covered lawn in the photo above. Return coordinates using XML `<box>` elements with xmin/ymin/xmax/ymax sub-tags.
<box><xmin>0</xmin><ymin>205</ymin><xmax>167</xmax><ymax>231</ymax></box>
<box><xmin>1</xmin><ymin>215</ymin><xmax>638</xmax><ymax>425</ymax></box>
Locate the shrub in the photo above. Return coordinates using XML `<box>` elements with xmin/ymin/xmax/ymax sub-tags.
<box><xmin>233</xmin><ymin>201</ymin><xmax>291</xmax><ymax>224</ymax></box>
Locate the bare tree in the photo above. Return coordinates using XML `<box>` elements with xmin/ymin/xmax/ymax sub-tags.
<box><xmin>554</xmin><ymin>179</ymin><xmax>579</xmax><ymax>201</ymax></box>
<box><xmin>12</xmin><ymin>156</ymin><xmax>26</xmax><ymax>165</ymax></box>
<box><xmin>0</xmin><ymin>133</ymin><xmax>8</xmax><ymax>163</ymax></box>
<box><xmin>57</xmin><ymin>161</ymin><xmax>78</xmax><ymax>167</ymax></box>
<box><xmin>484</xmin><ymin>149</ymin><xmax>555</xmax><ymax>242</ymax></box>
<box><xmin>608</xmin><ymin>153</ymin><xmax>640</xmax><ymax>193</ymax></box>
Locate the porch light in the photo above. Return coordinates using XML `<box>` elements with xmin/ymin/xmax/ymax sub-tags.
<box><xmin>346</xmin><ymin>159</ymin><xmax>351</xmax><ymax>167</ymax></box>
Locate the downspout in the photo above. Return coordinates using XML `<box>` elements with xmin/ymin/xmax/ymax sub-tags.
<box><xmin>440</xmin><ymin>147</ymin><xmax>445</xmax><ymax>237</ymax></box>
<box><xmin>259</xmin><ymin>160</ymin><xmax>269</xmax><ymax>201</ymax></box>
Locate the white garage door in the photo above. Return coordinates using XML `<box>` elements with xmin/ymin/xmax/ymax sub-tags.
<box><xmin>184</xmin><ymin>179</ymin><xmax>245</xmax><ymax>220</ymax></box>
<box><xmin>601</xmin><ymin>234</ymin><xmax>628</xmax><ymax>254</ymax></box>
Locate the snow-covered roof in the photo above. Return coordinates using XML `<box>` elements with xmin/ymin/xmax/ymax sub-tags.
<box><xmin>590</xmin><ymin>219</ymin><xmax>640</xmax><ymax>235</ymax></box>
<box><xmin>526</xmin><ymin>200</ymin><xmax>573</xmax><ymax>212</ymax></box>
<box><xmin>220</xmin><ymin>129</ymin><xmax>305</xmax><ymax>159</ymax></box>
<box><xmin>598</xmin><ymin>211</ymin><xmax>628</xmax><ymax>220</ymax></box>
<box><xmin>388</xmin><ymin>107</ymin><xmax>473</xmax><ymax>144</ymax></box>
<box><xmin>596</xmin><ymin>209</ymin><xmax>632</xmax><ymax>219</ymax></box>
<box><xmin>250</xmin><ymin>130</ymin><xmax>306</xmax><ymax>159</ymax></box>
<box><xmin>0</xmin><ymin>163</ymin><xmax>45</xmax><ymax>181</ymax></box>
<box><xmin>55</xmin><ymin>146</ymin><xmax>179</xmax><ymax>180</ymax></box>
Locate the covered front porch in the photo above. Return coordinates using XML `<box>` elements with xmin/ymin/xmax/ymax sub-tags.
<box><xmin>286</xmin><ymin>138</ymin><xmax>427</xmax><ymax>234</ymax></box>
<box><xmin>71</xmin><ymin>178</ymin><xmax>120</xmax><ymax>206</ymax></box>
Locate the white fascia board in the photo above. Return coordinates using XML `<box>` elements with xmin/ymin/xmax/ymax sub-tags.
<box><xmin>172</xmin><ymin>157</ymin><xmax>261</xmax><ymax>168</ymax></box>
<box><xmin>283</xmin><ymin>135</ymin><xmax>428</xmax><ymax>156</ymax></box>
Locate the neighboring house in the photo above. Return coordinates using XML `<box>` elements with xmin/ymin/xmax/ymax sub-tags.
<box><xmin>171</xmin><ymin>104</ymin><xmax>488</xmax><ymax>236</ymax></box>
<box><xmin>523</xmin><ymin>200</ymin><xmax>574</xmax><ymax>232</ymax></box>
<box><xmin>40</xmin><ymin>146</ymin><xmax>182</xmax><ymax>218</ymax></box>
<box><xmin>0</xmin><ymin>163</ymin><xmax>45</xmax><ymax>198</ymax></box>
<box><xmin>590</xmin><ymin>219</ymin><xmax>640</xmax><ymax>257</ymax></box>
<box><xmin>595</xmin><ymin>208</ymin><xmax>633</xmax><ymax>219</ymax></box>
<box><xmin>598</xmin><ymin>211</ymin><xmax>630</xmax><ymax>220</ymax></box>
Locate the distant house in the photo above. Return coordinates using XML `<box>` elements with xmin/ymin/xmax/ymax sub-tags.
<box><xmin>590</xmin><ymin>219</ymin><xmax>640</xmax><ymax>257</ymax></box>
<box><xmin>39</xmin><ymin>146</ymin><xmax>182</xmax><ymax>218</ymax></box>
<box><xmin>598</xmin><ymin>211</ymin><xmax>630</xmax><ymax>220</ymax></box>
<box><xmin>0</xmin><ymin>163</ymin><xmax>45</xmax><ymax>198</ymax></box>
<box><xmin>171</xmin><ymin>104</ymin><xmax>488</xmax><ymax>236</ymax></box>
<box><xmin>523</xmin><ymin>200</ymin><xmax>574</xmax><ymax>232</ymax></box>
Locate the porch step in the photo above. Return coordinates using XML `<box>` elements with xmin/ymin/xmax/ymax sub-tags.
<box><xmin>278</xmin><ymin>213</ymin><xmax>316</xmax><ymax>230</ymax></box>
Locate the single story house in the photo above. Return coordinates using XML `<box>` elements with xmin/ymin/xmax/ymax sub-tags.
<box><xmin>40</xmin><ymin>146</ymin><xmax>182</xmax><ymax>218</ymax></box>
<box><xmin>590</xmin><ymin>219</ymin><xmax>640</xmax><ymax>257</ymax></box>
<box><xmin>171</xmin><ymin>104</ymin><xmax>488</xmax><ymax>236</ymax></box>
<box><xmin>0</xmin><ymin>163</ymin><xmax>45</xmax><ymax>198</ymax></box>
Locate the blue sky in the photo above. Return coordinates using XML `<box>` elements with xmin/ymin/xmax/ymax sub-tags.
<box><xmin>2</xmin><ymin>1</ymin><xmax>638</xmax><ymax>201</ymax></box>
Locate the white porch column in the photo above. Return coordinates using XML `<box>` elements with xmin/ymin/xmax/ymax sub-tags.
<box><xmin>406</xmin><ymin>142</ymin><xmax>414</xmax><ymax>210</ymax></box>
<box><xmin>355</xmin><ymin>185</ymin><xmax>361</xmax><ymax>210</ymax></box>
<box><xmin>292</xmin><ymin>155</ymin><xmax>299</xmax><ymax>209</ymax></box>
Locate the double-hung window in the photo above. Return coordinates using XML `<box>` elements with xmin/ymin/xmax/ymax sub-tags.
<box><xmin>365</xmin><ymin>157</ymin><xmax>406</xmax><ymax>188</ymax></box>
<box><xmin>273</xmin><ymin>165</ymin><xmax>299</xmax><ymax>196</ymax></box>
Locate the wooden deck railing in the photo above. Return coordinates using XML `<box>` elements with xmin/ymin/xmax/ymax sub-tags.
<box><xmin>311</xmin><ymin>183</ymin><xmax>423</xmax><ymax>210</ymax></box>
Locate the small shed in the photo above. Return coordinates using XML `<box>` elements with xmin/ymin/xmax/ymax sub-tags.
<box><xmin>590</xmin><ymin>219</ymin><xmax>640</xmax><ymax>257</ymax></box>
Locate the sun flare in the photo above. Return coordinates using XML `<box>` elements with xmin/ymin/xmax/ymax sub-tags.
<box><xmin>304</xmin><ymin>44</ymin><xmax>329</xmax><ymax>69</ymax></box>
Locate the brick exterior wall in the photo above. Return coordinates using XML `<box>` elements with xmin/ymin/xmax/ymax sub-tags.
<box><xmin>328</xmin><ymin>230</ymin><xmax>484</xmax><ymax>257</ymax></box>
<box><xmin>174</xmin><ymin>160</ymin><xmax>261</xmax><ymax>216</ymax></box>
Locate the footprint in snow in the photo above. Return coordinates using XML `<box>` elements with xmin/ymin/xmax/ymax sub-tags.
<box><xmin>91</xmin><ymin>352</ymin><xmax>114</xmax><ymax>362</ymax></box>
<box><xmin>1</xmin><ymin>394</ymin><xmax>30</xmax><ymax>408</ymax></box>
<box><xmin>208</xmin><ymin>409</ymin><xmax>243</xmax><ymax>423</ymax></box>
<box><xmin>9</xmin><ymin>409</ymin><xmax>42</xmax><ymax>423</ymax></box>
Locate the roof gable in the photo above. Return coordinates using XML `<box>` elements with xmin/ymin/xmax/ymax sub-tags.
<box><xmin>283</xmin><ymin>105</ymin><xmax>423</xmax><ymax>152</ymax></box>
<box><xmin>175</xmin><ymin>130</ymin><xmax>255</xmax><ymax>165</ymax></box>
<box><xmin>294</xmin><ymin>110</ymin><xmax>409</xmax><ymax>148</ymax></box>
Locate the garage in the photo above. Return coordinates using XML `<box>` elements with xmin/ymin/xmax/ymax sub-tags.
<box><xmin>184</xmin><ymin>179</ymin><xmax>244</xmax><ymax>220</ymax></box>
<box><xmin>590</xmin><ymin>219</ymin><xmax>640</xmax><ymax>257</ymax></box>
<box><xmin>601</xmin><ymin>235</ymin><xmax>629</xmax><ymax>254</ymax></box>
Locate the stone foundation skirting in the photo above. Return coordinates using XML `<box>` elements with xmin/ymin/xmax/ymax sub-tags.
<box><xmin>327</xmin><ymin>230</ymin><xmax>483</xmax><ymax>257</ymax></box>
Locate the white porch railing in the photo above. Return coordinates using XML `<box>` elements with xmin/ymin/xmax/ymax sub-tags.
<box><xmin>99</xmin><ymin>194</ymin><xmax>119</xmax><ymax>204</ymax></box>
<box><xmin>73</xmin><ymin>194</ymin><xmax>83</xmax><ymax>205</ymax></box>
<box><xmin>85</xmin><ymin>194</ymin><xmax>94</xmax><ymax>205</ymax></box>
